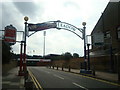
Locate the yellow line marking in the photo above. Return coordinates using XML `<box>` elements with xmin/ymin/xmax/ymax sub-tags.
<box><xmin>52</xmin><ymin>68</ymin><xmax>120</xmax><ymax>87</ymax></box>
<box><xmin>32</xmin><ymin>74</ymin><xmax>43</xmax><ymax>90</ymax></box>
<box><xmin>29</xmin><ymin>70</ymin><xmax>39</xmax><ymax>89</ymax></box>
<box><xmin>72</xmin><ymin>72</ymin><xmax>120</xmax><ymax>87</ymax></box>
<box><xmin>28</xmin><ymin>69</ymin><xmax>43</xmax><ymax>90</ymax></box>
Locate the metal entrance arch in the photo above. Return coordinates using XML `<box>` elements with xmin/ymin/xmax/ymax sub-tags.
<box><xmin>27</xmin><ymin>20</ymin><xmax>87</xmax><ymax>69</ymax></box>
<box><xmin>20</xmin><ymin>16</ymin><xmax>87</xmax><ymax>77</ymax></box>
<box><xmin>28</xmin><ymin>20</ymin><xmax>84</xmax><ymax>40</ymax></box>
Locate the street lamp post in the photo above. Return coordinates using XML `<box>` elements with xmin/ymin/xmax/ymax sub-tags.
<box><xmin>43</xmin><ymin>31</ymin><xmax>46</xmax><ymax>59</ymax></box>
<box><xmin>82</xmin><ymin>22</ymin><xmax>87</xmax><ymax>70</ymax></box>
<box><xmin>87</xmin><ymin>44</ymin><xmax>90</xmax><ymax>70</ymax></box>
<box><xmin>23</xmin><ymin>16</ymin><xmax>29</xmax><ymax>77</ymax></box>
<box><xmin>18</xmin><ymin>41</ymin><xmax>24</xmax><ymax>76</ymax></box>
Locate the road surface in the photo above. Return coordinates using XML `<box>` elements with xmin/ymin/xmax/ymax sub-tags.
<box><xmin>28</xmin><ymin>67</ymin><xmax>120</xmax><ymax>89</ymax></box>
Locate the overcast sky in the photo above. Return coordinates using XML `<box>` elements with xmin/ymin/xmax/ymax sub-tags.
<box><xmin>1</xmin><ymin>0</ymin><xmax>111</xmax><ymax>56</ymax></box>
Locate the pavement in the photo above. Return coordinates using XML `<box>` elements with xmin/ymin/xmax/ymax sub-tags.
<box><xmin>51</xmin><ymin>67</ymin><xmax>119</xmax><ymax>84</ymax></box>
<box><xmin>2</xmin><ymin>67</ymin><xmax>25</xmax><ymax>90</ymax></box>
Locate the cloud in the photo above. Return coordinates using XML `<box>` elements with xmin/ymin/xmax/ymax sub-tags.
<box><xmin>2</xmin><ymin>2</ymin><xmax>22</xmax><ymax>29</ymax></box>
<box><xmin>1</xmin><ymin>0</ymin><xmax>110</xmax><ymax>56</ymax></box>
<box><xmin>13</xmin><ymin>2</ymin><xmax>43</xmax><ymax>18</ymax></box>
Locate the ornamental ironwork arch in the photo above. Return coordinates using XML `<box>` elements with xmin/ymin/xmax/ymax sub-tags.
<box><xmin>28</xmin><ymin>20</ymin><xmax>84</xmax><ymax>40</ymax></box>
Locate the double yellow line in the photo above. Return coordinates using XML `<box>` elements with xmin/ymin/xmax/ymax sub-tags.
<box><xmin>28</xmin><ymin>69</ymin><xmax>43</xmax><ymax>90</ymax></box>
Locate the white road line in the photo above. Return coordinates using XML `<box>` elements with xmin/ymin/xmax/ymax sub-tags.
<box><xmin>46</xmin><ymin>71</ymin><xmax>50</xmax><ymax>74</ymax></box>
<box><xmin>54</xmin><ymin>74</ymin><xmax>64</xmax><ymax>80</ymax></box>
<box><xmin>73</xmin><ymin>82</ymin><xmax>88</xmax><ymax>90</ymax></box>
<box><xmin>44</xmin><ymin>71</ymin><xmax>50</xmax><ymax>74</ymax></box>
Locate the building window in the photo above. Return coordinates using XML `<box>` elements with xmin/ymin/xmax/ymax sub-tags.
<box><xmin>117</xmin><ymin>26</ymin><xmax>120</xmax><ymax>39</ymax></box>
<box><xmin>104</xmin><ymin>31</ymin><xmax>110</xmax><ymax>39</ymax></box>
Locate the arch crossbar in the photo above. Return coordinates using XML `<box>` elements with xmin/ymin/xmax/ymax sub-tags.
<box><xmin>28</xmin><ymin>20</ymin><xmax>84</xmax><ymax>39</ymax></box>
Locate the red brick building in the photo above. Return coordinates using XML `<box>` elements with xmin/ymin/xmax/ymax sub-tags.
<box><xmin>91</xmin><ymin>1</ymin><xmax>120</xmax><ymax>73</ymax></box>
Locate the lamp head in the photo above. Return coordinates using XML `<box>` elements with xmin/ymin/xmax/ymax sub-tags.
<box><xmin>24</xmin><ymin>16</ymin><xmax>29</xmax><ymax>21</ymax></box>
<box><xmin>82</xmin><ymin>22</ymin><xmax>86</xmax><ymax>26</ymax></box>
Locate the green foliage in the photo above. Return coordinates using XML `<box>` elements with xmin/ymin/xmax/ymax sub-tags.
<box><xmin>73</xmin><ymin>53</ymin><xmax>79</xmax><ymax>58</ymax></box>
<box><xmin>63</xmin><ymin>52</ymin><xmax>73</xmax><ymax>60</ymax></box>
<box><xmin>2</xmin><ymin>41</ymin><xmax>11</xmax><ymax>64</ymax></box>
<box><xmin>48</xmin><ymin>52</ymin><xmax>73</xmax><ymax>61</ymax></box>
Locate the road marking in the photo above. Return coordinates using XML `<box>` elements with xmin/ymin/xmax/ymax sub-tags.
<box><xmin>59</xmin><ymin>69</ymin><xmax>120</xmax><ymax>87</ymax></box>
<box><xmin>29</xmin><ymin>70</ymin><xmax>39</xmax><ymax>89</ymax></box>
<box><xmin>72</xmin><ymin>73</ymin><xmax>120</xmax><ymax>87</ymax></box>
<box><xmin>28</xmin><ymin>69</ymin><xmax>43</xmax><ymax>90</ymax></box>
<box><xmin>52</xmin><ymin>67</ymin><xmax>120</xmax><ymax>87</ymax></box>
<box><xmin>54</xmin><ymin>74</ymin><xmax>64</xmax><ymax>80</ymax></box>
<box><xmin>73</xmin><ymin>82</ymin><xmax>88</xmax><ymax>90</ymax></box>
<box><xmin>44</xmin><ymin>71</ymin><xmax>50</xmax><ymax>74</ymax></box>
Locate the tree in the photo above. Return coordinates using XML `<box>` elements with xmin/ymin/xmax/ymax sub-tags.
<box><xmin>63</xmin><ymin>52</ymin><xmax>73</xmax><ymax>60</ymax></box>
<box><xmin>73</xmin><ymin>53</ymin><xmax>79</xmax><ymax>58</ymax></box>
<box><xmin>2</xmin><ymin>41</ymin><xmax>11</xmax><ymax>64</ymax></box>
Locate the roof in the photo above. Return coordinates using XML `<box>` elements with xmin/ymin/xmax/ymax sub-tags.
<box><xmin>91</xmin><ymin>1</ymin><xmax>120</xmax><ymax>35</ymax></box>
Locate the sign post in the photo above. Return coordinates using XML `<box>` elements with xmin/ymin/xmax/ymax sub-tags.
<box><xmin>18</xmin><ymin>41</ymin><xmax>24</xmax><ymax>76</ymax></box>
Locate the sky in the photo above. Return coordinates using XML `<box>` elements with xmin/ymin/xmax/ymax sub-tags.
<box><xmin>1</xmin><ymin>0</ymin><xmax>111</xmax><ymax>56</ymax></box>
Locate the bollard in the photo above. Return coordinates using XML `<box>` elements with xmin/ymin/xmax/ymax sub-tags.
<box><xmin>93</xmin><ymin>69</ymin><xmax>95</xmax><ymax>76</ymax></box>
<box><xmin>53</xmin><ymin>66</ymin><xmax>54</xmax><ymax>69</ymax></box>
<box><xmin>68</xmin><ymin>65</ymin><xmax>71</xmax><ymax>72</ymax></box>
<box><xmin>92</xmin><ymin>66</ymin><xmax>95</xmax><ymax>76</ymax></box>
<box><xmin>57</xmin><ymin>66</ymin><xmax>58</xmax><ymax>70</ymax></box>
<box><xmin>62</xmin><ymin>66</ymin><xmax>64</xmax><ymax>71</ymax></box>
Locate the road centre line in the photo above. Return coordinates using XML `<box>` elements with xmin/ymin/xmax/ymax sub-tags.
<box><xmin>28</xmin><ymin>69</ymin><xmax>43</xmax><ymax>90</ymax></box>
<box><xmin>53</xmin><ymin>74</ymin><xmax>64</xmax><ymax>80</ymax></box>
<box><xmin>44</xmin><ymin>71</ymin><xmax>50</xmax><ymax>74</ymax></box>
<box><xmin>73</xmin><ymin>82</ymin><xmax>88</xmax><ymax>90</ymax></box>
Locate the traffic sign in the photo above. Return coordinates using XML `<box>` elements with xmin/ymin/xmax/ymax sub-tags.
<box><xmin>93</xmin><ymin>32</ymin><xmax>104</xmax><ymax>46</ymax></box>
<box><xmin>4</xmin><ymin>25</ymin><xmax>17</xmax><ymax>45</ymax></box>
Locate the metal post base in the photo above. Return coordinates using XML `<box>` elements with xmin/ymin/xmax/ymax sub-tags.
<box><xmin>80</xmin><ymin>69</ymin><xmax>92</xmax><ymax>74</ymax></box>
<box><xmin>18</xmin><ymin>70</ymin><xmax>24</xmax><ymax>76</ymax></box>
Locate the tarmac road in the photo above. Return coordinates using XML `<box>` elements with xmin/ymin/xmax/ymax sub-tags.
<box><xmin>28</xmin><ymin>66</ymin><xmax>120</xmax><ymax>89</ymax></box>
